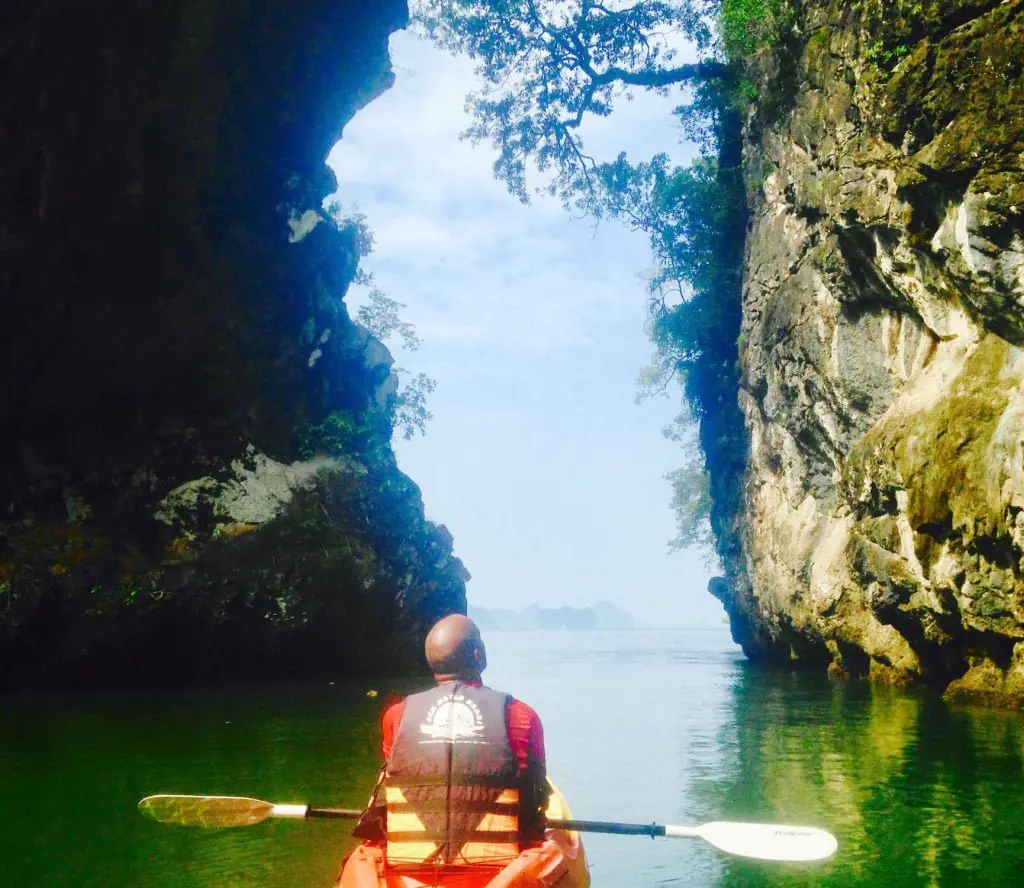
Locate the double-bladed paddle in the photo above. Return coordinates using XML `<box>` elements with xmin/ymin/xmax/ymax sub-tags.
<box><xmin>138</xmin><ymin>795</ymin><xmax>837</xmax><ymax>863</ymax></box>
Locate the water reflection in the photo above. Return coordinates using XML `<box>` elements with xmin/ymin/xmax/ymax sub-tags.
<box><xmin>694</xmin><ymin>667</ymin><xmax>1024</xmax><ymax>888</ymax></box>
<box><xmin>1</xmin><ymin>686</ymin><xmax>390</xmax><ymax>888</ymax></box>
<box><xmin>3</xmin><ymin>633</ymin><xmax>1023</xmax><ymax>887</ymax></box>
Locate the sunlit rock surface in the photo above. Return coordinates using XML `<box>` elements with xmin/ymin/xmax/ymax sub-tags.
<box><xmin>716</xmin><ymin>0</ymin><xmax>1024</xmax><ymax>705</ymax></box>
<box><xmin>0</xmin><ymin>0</ymin><xmax>468</xmax><ymax>688</ymax></box>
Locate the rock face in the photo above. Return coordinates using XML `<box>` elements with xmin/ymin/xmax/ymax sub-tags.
<box><xmin>715</xmin><ymin>0</ymin><xmax>1024</xmax><ymax>705</ymax></box>
<box><xmin>0</xmin><ymin>1</ymin><xmax>468</xmax><ymax>688</ymax></box>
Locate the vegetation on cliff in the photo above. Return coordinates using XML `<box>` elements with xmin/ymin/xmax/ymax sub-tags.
<box><xmin>417</xmin><ymin>0</ymin><xmax>1024</xmax><ymax>708</ymax></box>
<box><xmin>414</xmin><ymin>0</ymin><xmax>769</xmax><ymax>568</ymax></box>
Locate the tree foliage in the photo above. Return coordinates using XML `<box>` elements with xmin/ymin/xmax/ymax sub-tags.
<box><xmin>663</xmin><ymin>415</ymin><xmax>714</xmax><ymax>553</ymax></box>
<box><xmin>355</xmin><ymin>285</ymin><xmax>423</xmax><ymax>353</ymax></box>
<box><xmin>393</xmin><ymin>370</ymin><xmax>438</xmax><ymax>441</ymax></box>
<box><xmin>415</xmin><ymin>1</ymin><xmax>759</xmax><ymax>559</ymax></box>
<box><xmin>720</xmin><ymin>0</ymin><xmax>791</xmax><ymax>59</ymax></box>
<box><xmin>414</xmin><ymin>0</ymin><xmax>728</xmax><ymax>210</ymax></box>
<box><xmin>325</xmin><ymin>202</ymin><xmax>437</xmax><ymax>443</ymax></box>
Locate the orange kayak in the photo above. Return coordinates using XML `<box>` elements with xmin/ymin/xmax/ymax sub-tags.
<box><xmin>335</xmin><ymin>781</ymin><xmax>590</xmax><ymax>888</ymax></box>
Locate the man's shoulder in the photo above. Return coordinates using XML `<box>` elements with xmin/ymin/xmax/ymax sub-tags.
<box><xmin>479</xmin><ymin>685</ymin><xmax>532</xmax><ymax>707</ymax></box>
<box><xmin>505</xmin><ymin>696</ymin><xmax>542</xmax><ymax>726</ymax></box>
<box><xmin>382</xmin><ymin>698</ymin><xmax>406</xmax><ymax>726</ymax></box>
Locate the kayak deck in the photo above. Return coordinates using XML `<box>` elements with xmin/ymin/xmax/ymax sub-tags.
<box><xmin>336</xmin><ymin>781</ymin><xmax>589</xmax><ymax>888</ymax></box>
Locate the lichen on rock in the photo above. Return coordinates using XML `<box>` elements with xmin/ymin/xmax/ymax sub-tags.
<box><xmin>714</xmin><ymin>0</ymin><xmax>1024</xmax><ymax>706</ymax></box>
<box><xmin>154</xmin><ymin>448</ymin><xmax>353</xmax><ymax>537</ymax></box>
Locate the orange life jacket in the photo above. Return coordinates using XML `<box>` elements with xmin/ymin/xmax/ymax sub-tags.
<box><xmin>384</xmin><ymin>682</ymin><xmax>524</xmax><ymax>866</ymax></box>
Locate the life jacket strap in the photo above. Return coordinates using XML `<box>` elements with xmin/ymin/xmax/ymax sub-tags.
<box><xmin>386</xmin><ymin>831</ymin><xmax>521</xmax><ymax>844</ymax></box>
<box><xmin>388</xmin><ymin>774</ymin><xmax>520</xmax><ymax>789</ymax></box>
<box><xmin>386</xmin><ymin>800</ymin><xmax>521</xmax><ymax>815</ymax></box>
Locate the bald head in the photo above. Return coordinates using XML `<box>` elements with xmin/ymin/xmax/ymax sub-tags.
<box><xmin>425</xmin><ymin>614</ymin><xmax>487</xmax><ymax>680</ymax></box>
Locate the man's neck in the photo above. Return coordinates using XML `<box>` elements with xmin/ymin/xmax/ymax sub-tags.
<box><xmin>434</xmin><ymin>672</ymin><xmax>482</xmax><ymax>685</ymax></box>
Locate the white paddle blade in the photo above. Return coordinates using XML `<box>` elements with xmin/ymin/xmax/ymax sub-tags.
<box><xmin>139</xmin><ymin>795</ymin><xmax>276</xmax><ymax>829</ymax></box>
<box><xmin>686</xmin><ymin>822</ymin><xmax>837</xmax><ymax>862</ymax></box>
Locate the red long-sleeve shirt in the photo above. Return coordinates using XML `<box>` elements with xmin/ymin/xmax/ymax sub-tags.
<box><xmin>381</xmin><ymin>682</ymin><xmax>546</xmax><ymax>772</ymax></box>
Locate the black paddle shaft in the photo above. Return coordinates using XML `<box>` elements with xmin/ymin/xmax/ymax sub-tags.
<box><xmin>307</xmin><ymin>807</ymin><xmax>363</xmax><ymax>820</ymax></box>
<box><xmin>547</xmin><ymin>818</ymin><xmax>665</xmax><ymax>838</ymax></box>
<box><xmin>305</xmin><ymin>809</ymin><xmax>665</xmax><ymax>837</ymax></box>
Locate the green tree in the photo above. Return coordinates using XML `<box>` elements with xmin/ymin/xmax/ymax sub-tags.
<box><xmin>393</xmin><ymin>370</ymin><xmax>437</xmax><ymax>441</ymax></box>
<box><xmin>326</xmin><ymin>201</ymin><xmax>437</xmax><ymax>441</ymax></box>
<box><xmin>660</xmin><ymin>412</ymin><xmax>713</xmax><ymax>553</ymax></box>
<box><xmin>355</xmin><ymin>283</ymin><xmax>423</xmax><ymax>353</ymax></box>
<box><xmin>415</xmin><ymin>0</ymin><xmax>764</xmax><ymax>559</ymax></box>
<box><xmin>719</xmin><ymin>0</ymin><xmax>791</xmax><ymax>58</ymax></box>
<box><xmin>415</xmin><ymin>0</ymin><xmax>727</xmax><ymax>210</ymax></box>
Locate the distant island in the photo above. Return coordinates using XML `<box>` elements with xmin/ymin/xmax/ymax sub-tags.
<box><xmin>468</xmin><ymin>601</ymin><xmax>634</xmax><ymax>631</ymax></box>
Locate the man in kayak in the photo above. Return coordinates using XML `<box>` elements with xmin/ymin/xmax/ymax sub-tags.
<box><xmin>381</xmin><ymin>613</ymin><xmax>549</xmax><ymax>858</ymax></box>
<box><xmin>344</xmin><ymin>614</ymin><xmax>574</xmax><ymax>884</ymax></box>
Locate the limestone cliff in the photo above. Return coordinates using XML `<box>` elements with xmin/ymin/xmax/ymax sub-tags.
<box><xmin>0</xmin><ymin>0</ymin><xmax>467</xmax><ymax>688</ymax></box>
<box><xmin>714</xmin><ymin>0</ymin><xmax>1024</xmax><ymax>705</ymax></box>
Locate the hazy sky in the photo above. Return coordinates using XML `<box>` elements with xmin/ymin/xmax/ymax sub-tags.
<box><xmin>326</xmin><ymin>30</ymin><xmax>729</xmax><ymax>629</ymax></box>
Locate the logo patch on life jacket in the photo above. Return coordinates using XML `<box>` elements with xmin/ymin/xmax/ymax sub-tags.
<box><xmin>419</xmin><ymin>692</ymin><xmax>486</xmax><ymax>743</ymax></box>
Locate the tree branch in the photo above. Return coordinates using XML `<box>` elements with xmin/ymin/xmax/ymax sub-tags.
<box><xmin>564</xmin><ymin>82</ymin><xmax>598</xmax><ymax>128</ymax></box>
<box><xmin>596</xmin><ymin>61</ymin><xmax>731</xmax><ymax>88</ymax></box>
<box><xmin>589</xmin><ymin>1</ymin><xmax>641</xmax><ymax>16</ymax></box>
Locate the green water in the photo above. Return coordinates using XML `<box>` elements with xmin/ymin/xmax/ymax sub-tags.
<box><xmin>3</xmin><ymin>629</ymin><xmax>1024</xmax><ymax>887</ymax></box>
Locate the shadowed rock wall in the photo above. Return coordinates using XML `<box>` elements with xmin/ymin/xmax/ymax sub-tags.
<box><xmin>0</xmin><ymin>0</ymin><xmax>468</xmax><ymax>688</ymax></box>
